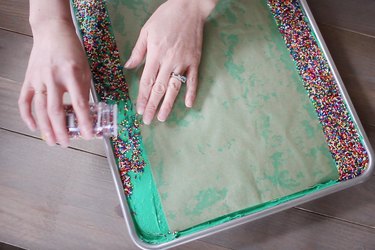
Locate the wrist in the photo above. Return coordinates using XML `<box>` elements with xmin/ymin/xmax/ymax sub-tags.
<box><xmin>31</xmin><ymin>18</ymin><xmax>76</xmax><ymax>39</ymax></box>
<box><xmin>168</xmin><ymin>0</ymin><xmax>219</xmax><ymax>20</ymax></box>
<box><xmin>199</xmin><ymin>0</ymin><xmax>219</xmax><ymax>19</ymax></box>
<box><xmin>29</xmin><ymin>0</ymin><xmax>75</xmax><ymax>36</ymax></box>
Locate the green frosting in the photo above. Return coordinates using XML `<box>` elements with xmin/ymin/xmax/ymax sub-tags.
<box><xmin>113</xmin><ymin>101</ymin><xmax>172</xmax><ymax>243</ymax></box>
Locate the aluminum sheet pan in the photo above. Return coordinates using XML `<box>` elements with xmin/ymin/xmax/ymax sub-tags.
<box><xmin>71</xmin><ymin>0</ymin><xmax>374</xmax><ymax>249</ymax></box>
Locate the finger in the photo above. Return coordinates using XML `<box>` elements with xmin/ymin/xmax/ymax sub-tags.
<box><xmin>18</xmin><ymin>83</ymin><xmax>37</xmax><ymax>131</ymax></box>
<box><xmin>47</xmin><ymin>84</ymin><xmax>69</xmax><ymax>148</ymax></box>
<box><xmin>185</xmin><ymin>65</ymin><xmax>199</xmax><ymax>108</ymax></box>
<box><xmin>157</xmin><ymin>67</ymin><xmax>185</xmax><ymax>122</ymax></box>
<box><xmin>34</xmin><ymin>88</ymin><xmax>56</xmax><ymax>146</ymax></box>
<box><xmin>66</xmin><ymin>77</ymin><xmax>92</xmax><ymax>140</ymax></box>
<box><xmin>124</xmin><ymin>29</ymin><xmax>147</xmax><ymax>69</ymax></box>
<box><xmin>143</xmin><ymin>64</ymin><xmax>171</xmax><ymax>125</ymax></box>
<box><xmin>136</xmin><ymin>53</ymin><xmax>159</xmax><ymax>115</ymax></box>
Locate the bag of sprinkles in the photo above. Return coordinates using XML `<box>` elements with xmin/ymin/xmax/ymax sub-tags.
<box><xmin>65</xmin><ymin>102</ymin><xmax>118</xmax><ymax>138</ymax></box>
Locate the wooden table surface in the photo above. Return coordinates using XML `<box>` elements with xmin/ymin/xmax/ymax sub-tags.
<box><xmin>1</xmin><ymin>1</ymin><xmax>374</xmax><ymax>249</ymax></box>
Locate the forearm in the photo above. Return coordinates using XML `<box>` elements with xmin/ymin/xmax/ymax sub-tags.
<box><xmin>168</xmin><ymin>0</ymin><xmax>219</xmax><ymax>20</ymax></box>
<box><xmin>29</xmin><ymin>0</ymin><xmax>74</xmax><ymax>35</ymax></box>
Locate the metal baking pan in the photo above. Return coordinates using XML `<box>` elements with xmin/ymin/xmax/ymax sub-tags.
<box><xmin>71</xmin><ymin>0</ymin><xmax>374</xmax><ymax>249</ymax></box>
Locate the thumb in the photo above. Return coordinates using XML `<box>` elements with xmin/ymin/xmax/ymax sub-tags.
<box><xmin>124</xmin><ymin>30</ymin><xmax>147</xmax><ymax>69</ymax></box>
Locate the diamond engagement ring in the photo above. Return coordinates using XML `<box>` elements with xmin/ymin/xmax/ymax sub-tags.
<box><xmin>171</xmin><ymin>72</ymin><xmax>187</xmax><ymax>84</ymax></box>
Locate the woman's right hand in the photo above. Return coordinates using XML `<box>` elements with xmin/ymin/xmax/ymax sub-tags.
<box><xmin>18</xmin><ymin>19</ymin><xmax>93</xmax><ymax>147</ymax></box>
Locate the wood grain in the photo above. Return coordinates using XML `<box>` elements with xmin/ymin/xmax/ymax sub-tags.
<box><xmin>0</xmin><ymin>129</ymin><xmax>136</xmax><ymax>250</ymax></box>
<box><xmin>202</xmin><ymin>208</ymin><xmax>375</xmax><ymax>250</ymax></box>
<box><xmin>174</xmin><ymin>241</ymin><xmax>230</xmax><ymax>250</ymax></box>
<box><xmin>2</xmin><ymin>0</ymin><xmax>375</xmax><ymax>38</ymax></box>
<box><xmin>307</xmin><ymin>0</ymin><xmax>375</xmax><ymax>37</ymax></box>
<box><xmin>319</xmin><ymin>24</ymin><xmax>375</xmax><ymax>83</ymax></box>
<box><xmin>0</xmin><ymin>29</ymin><xmax>32</xmax><ymax>83</ymax></box>
<box><xmin>299</xmin><ymin>174</ymin><xmax>375</xmax><ymax>228</ymax></box>
<box><xmin>343</xmin><ymin>82</ymin><xmax>375</xmax><ymax>129</ymax></box>
<box><xmin>318</xmin><ymin>25</ymin><xmax>375</xmax><ymax>128</ymax></box>
<box><xmin>0</xmin><ymin>0</ymin><xmax>31</xmax><ymax>36</ymax></box>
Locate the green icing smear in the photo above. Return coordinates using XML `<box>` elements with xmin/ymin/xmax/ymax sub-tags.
<box><xmin>134</xmin><ymin>179</ymin><xmax>339</xmax><ymax>244</ymax></box>
<box><xmin>112</xmin><ymin>101</ymin><xmax>172</xmax><ymax>243</ymax></box>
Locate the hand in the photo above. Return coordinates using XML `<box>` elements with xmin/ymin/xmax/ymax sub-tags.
<box><xmin>18</xmin><ymin>19</ymin><xmax>92</xmax><ymax>147</ymax></box>
<box><xmin>124</xmin><ymin>0</ymin><xmax>218</xmax><ymax>125</ymax></box>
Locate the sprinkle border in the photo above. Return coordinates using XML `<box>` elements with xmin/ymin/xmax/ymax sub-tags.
<box><xmin>72</xmin><ymin>0</ymin><xmax>146</xmax><ymax>196</ymax></box>
<box><xmin>267</xmin><ymin>0</ymin><xmax>368</xmax><ymax>180</ymax></box>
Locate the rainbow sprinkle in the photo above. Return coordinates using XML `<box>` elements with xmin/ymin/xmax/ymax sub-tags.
<box><xmin>268</xmin><ymin>0</ymin><xmax>368</xmax><ymax>180</ymax></box>
<box><xmin>72</xmin><ymin>0</ymin><xmax>146</xmax><ymax>195</ymax></box>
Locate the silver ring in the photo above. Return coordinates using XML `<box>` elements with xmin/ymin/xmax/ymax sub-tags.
<box><xmin>34</xmin><ymin>90</ymin><xmax>47</xmax><ymax>95</ymax></box>
<box><xmin>171</xmin><ymin>72</ymin><xmax>187</xmax><ymax>84</ymax></box>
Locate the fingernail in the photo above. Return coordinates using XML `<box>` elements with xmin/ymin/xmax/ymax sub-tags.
<box><xmin>41</xmin><ymin>133</ymin><xmax>55</xmax><ymax>146</ymax></box>
<box><xmin>186</xmin><ymin>99</ymin><xmax>193</xmax><ymax>108</ymax></box>
<box><xmin>28</xmin><ymin>122</ymin><xmax>36</xmax><ymax>132</ymax></box>
<box><xmin>157</xmin><ymin>116</ymin><xmax>166</xmax><ymax>122</ymax></box>
<box><xmin>124</xmin><ymin>59</ymin><xmax>132</xmax><ymax>68</ymax></box>
<box><xmin>60</xmin><ymin>140</ymin><xmax>69</xmax><ymax>148</ymax></box>
<box><xmin>137</xmin><ymin>107</ymin><xmax>144</xmax><ymax>115</ymax></box>
<box><xmin>157</xmin><ymin>112</ymin><xmax>166</xmax><ymax>122</ymax></box>
<box><xmin>143</xmin><ymin>117</ymin><xmax>151</xmax><ymax>125</ymax></box>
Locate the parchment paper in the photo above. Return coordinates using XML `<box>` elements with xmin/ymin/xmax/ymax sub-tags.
<box><xmin>107</xmin><ymin>0</ymin><xmax>338</xmax><ymax>231</ymax></box>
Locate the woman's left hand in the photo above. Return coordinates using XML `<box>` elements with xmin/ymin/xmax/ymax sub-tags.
<box><xmin>124</xmin><ymin>0</ymin><xmax>218</xmax><ymax>124</ymax></box>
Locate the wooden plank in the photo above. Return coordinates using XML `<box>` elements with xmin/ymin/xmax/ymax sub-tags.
<box><xmin>1</xmin><ymin>0</ymin><xmax>374</xmax><ymax>39</ymax></box>
<box><xmin>367</xmin><ymin>125</ymin><xmax>375</xmax><ymax>147</ymax></box>
<box><xmin>299</xmin><ymin>174</ymin><xmax>375</xmax><ymax>228</ymax></box>
<box><xmin>306</xmin><ymin>0</ymin><xmax>375</xmax><ymax>37</ymax></box>
<box><xmin>0</xmin><ymin>77</ymin><xmax>106</xmax><ymax>156</ymax></box>
<box><xmin>0</xmin><ymin>0</ymin><xmax>373</xmax><ymax>40</ymax></box>
<box><xmin>174</xmin><ymin>241</ymin><xmax>230</xmax><ymax>250</ymax></box>
<box><xmin>0</xmin><ymin>129</ymin><xmax>224</xmax><ymax>250</ymax></box>
<box><xmin>344</xmin><ymin>82</ymin><xmax>375</xmax><ymax>128</ymax></box>
<box><xmin>0</xmin><ymin>129</ymin><xmax>136</xmax><ymax>250</ymax></box>
<box><xmin>318</xmin><ymin>24</ymin><xmax>375</xmax><ymax>127</ymax></box>
<box><xmin>0</xmin><ymin>0</ymin><xmax>32</xmax><ymax>36</ymax></box>
<box><xmin>0</xmin><ymin>29</ymin><xmax>32</xmax><ymax>83</ymax></box>
<box><xmin>319</xmin><ymin>24</ymin><xmax>375</xmax><ymax>83</ymax></box>
<box><xmin>202</xmin><ymin>208</ymin><xmax>375</xmax><ymax>249</ymax></box>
